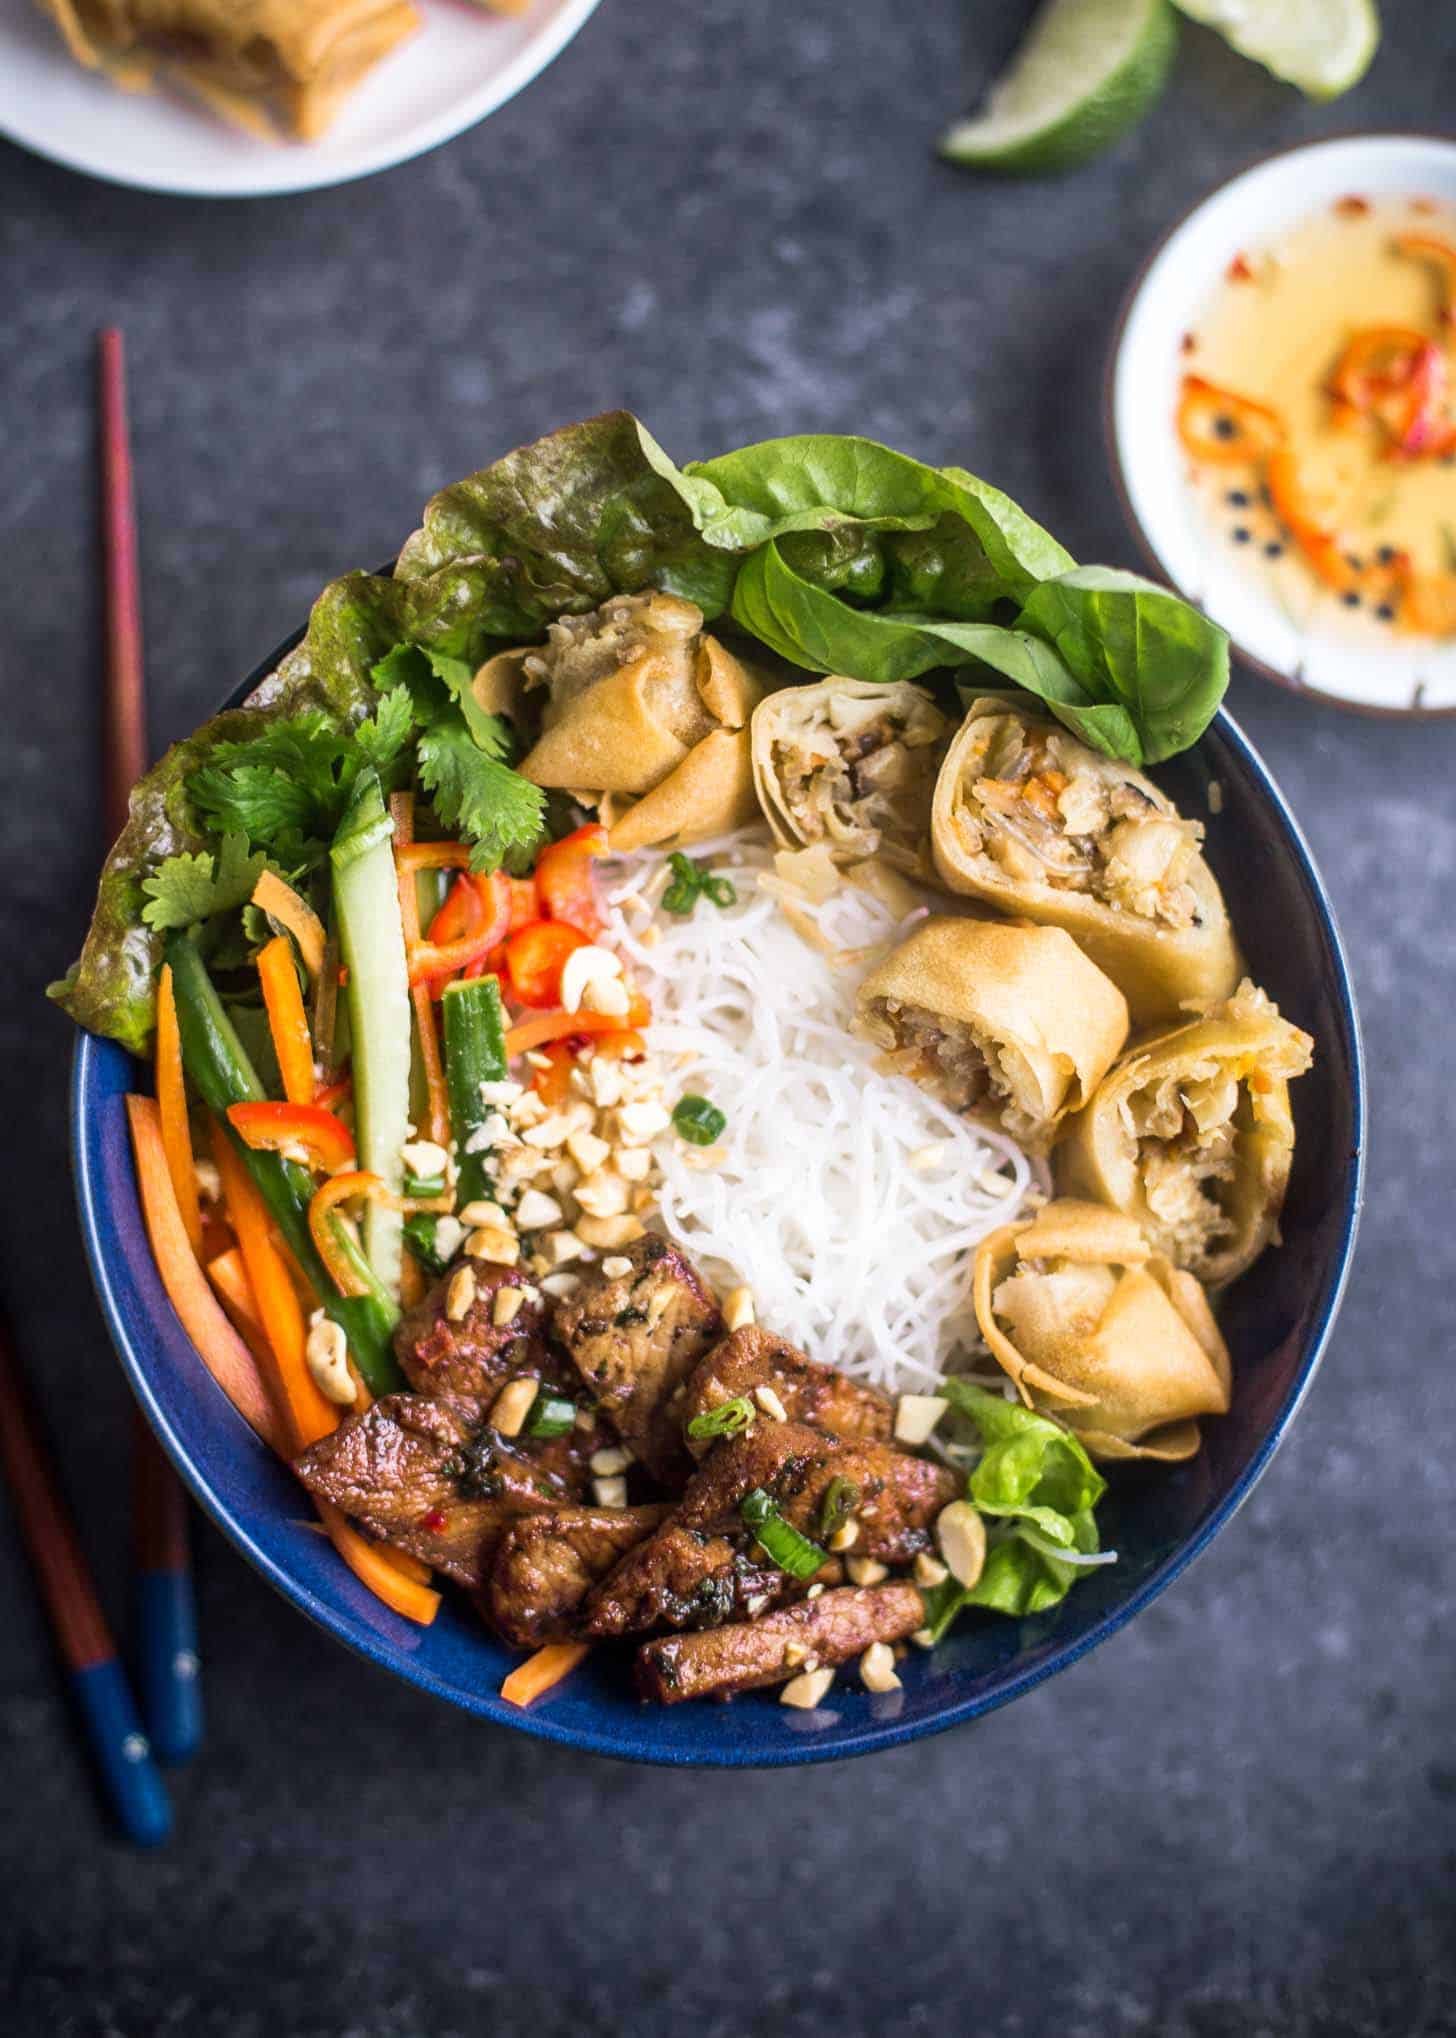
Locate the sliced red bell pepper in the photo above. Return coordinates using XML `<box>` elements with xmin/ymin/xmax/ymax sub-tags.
<box><xmin>536</xmin><ymin>824</ymin><xmax>609</xmax><ymax>937</ymax></box>
<box><xmin>411</xmin><ymin>870</ymin><xmax>513</xmax><ymax>993</ymax></box>
<box><xmin>504</xmin><ymin>920</ymin><xmax>588</xmax><ymax>1009</ymax></box>
<box><xmin>226</xmin><ymin>1100</ymin><xmax>357</xmax><ymax>1174</ymax></box>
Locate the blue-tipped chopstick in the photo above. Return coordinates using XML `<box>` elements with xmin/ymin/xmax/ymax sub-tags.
<box><xmin>0</xmin><ymin>1303</ymin><xmax>172</xmax><ymax>1846</ymax></box>
<box><xmin>99</xmin><ymin>326</ymin><xmax>204</xmax><ymax>1765</ymax></box>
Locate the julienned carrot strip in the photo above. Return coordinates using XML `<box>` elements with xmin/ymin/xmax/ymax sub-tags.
<box><xmin>211</xmin><ymin>1120</ymin><xmax>336</xmax><ymax>1453</ymax></box>
<box><xmin>313</xmin><ymin>1501</ymin><xmax>440</xmax><ymax>1624</ymax></box>
<box><xmin>155</xmin><ymin>963</ymin><xmax>203</xmax><ymax>1259</ymax></box>
<box><xmin>251</xmin><ymin>869</ymin><xmax>326</xmax><ymax>981</ymax></box>
<box><xmin>205</xmin><ymin>1246</ymin><xmax>272</xmax><ymax>1360</ymax></box>
<box><xmin>500</xmin><ymin>1642</ymin><xmax>590</xmax><ymax>1707</ymax></box>
<box><xmin>125</xmin><ymin>1095</ymin><xmax>284</xmax><ymax>1455</ymax></box>
<box><xmin>390</xmin><ymin>793</ymin><xmax>452</xmax><ymax>1149</ymax></box>
<box><xmin>257</xmin><ymin>937</ymin><xmax>318</xmax><ymax>1108</ymax></box>
<box><xmin>399</xmin><ymin>1249</ymin><xmax>425</xmax><ymax>1310</ymax></box>
<box><xmin>375</xmin><ymin>1542</ymin><xmax>433</xmax><ymax>1587</ymax></box>
<box><xmin>504</xmin><ymin>1000</ymin><xmax>651</xmax><ymax>1058</ymax></box>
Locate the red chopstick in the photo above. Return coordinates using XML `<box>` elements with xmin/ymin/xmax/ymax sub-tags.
<box><xmin>99</xmin><ymin>328</ymin><xmax>204</xmax><ymax>1765</ymax></box>
<box><xmin>0</xmin><ymin>1304</ymin><xmax>170</xmax><ymax>1845</ymax></box>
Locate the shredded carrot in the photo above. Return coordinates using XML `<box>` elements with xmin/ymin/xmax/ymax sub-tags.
<box><xmin>251</xmin><ymin>869</ymin><xmax>326</xmax><ymax>980</ymax></box>
<box><xmin>126</xmin><ymin>1095</ymin><xmax>284</xmax><ymax>1454</ymax></box>
<box><xmin>154</xmin><ymin>962</ymin><xmax>204</xmax><ymax>1259</ymax></box>
<box><xmin>500</xmin><ymin>1642</ymin><xmax>590</xmax><ymax>1707</ymax></box>
<box><xmin>205</xmin><ymin>1246</ymin><xmax>272</xmax><ymax>1359</ymax></box>
<box><xmin>313</xmin><ymin>1501</ymin><xmax>441</xmax><ymax>1624</ymax></box>
<box><xmin>257</xmin><ymin>937</ymin><xmax>318</xmax><ymax>1107</ymax></box>
<box><xmin>399</xmin><ymin>1248</ymin><xmax>425</xmax><ymax>1310</ymax></box>
<box><xmin>211</xmin><ymin>1120</ymin><xmax>337</xmax><ymax>1452</ymax></box>
<box><xmin>375</xmin><ymin>1542</ymin><xmax>433</xmax><ymax>1587</ymax></box>
<box><xmin>390</xmin><ymin>792</ymin><xmax>452</xmax><ymax>1149</ymax></box>
<box><xmin>505</xmin><ymin>998</ymin><xmax>652</xmax><ymax>1058</ymax></box>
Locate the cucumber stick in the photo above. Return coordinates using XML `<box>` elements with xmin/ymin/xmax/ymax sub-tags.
<box><xmin>331</xmin><ymin>769</ymin><xmax>413</xmax><ymax>1298</ymax></box>
<box><xmin>441</xmin><ymin>976</ymin><xmax>508</xmax><ymax>1208</ymax></box>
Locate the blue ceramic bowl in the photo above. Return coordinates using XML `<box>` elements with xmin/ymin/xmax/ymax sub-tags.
<box><xmin>71</xmin><ymin>631</ymin><xmax>1365</xmax><ymax>1766</ymax></box>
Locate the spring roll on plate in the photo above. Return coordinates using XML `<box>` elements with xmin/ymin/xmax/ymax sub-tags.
<box><xmin>931</xmin><ymin>696</ymin><xmax>1239</xmax><ymax>1025</ymax></box>
<box><xmin>751</xmin><ymin>678</ymin><xmax>948</xmax><ymax>877</ymax></box>
<box><xmin>1059</xmin><ymin>980</ymin><xmax>1313</xmax><ymax>1288</ymax></box>
<box><xmin>972</xmin><ymin>1200</ymin><xmax>1232</xmax><ymax>1463</ymax></box>
<box><xmin>482</xmin><ymin>592</ymin><xmax>768</xmax><ymax>853</ymax></box>
<box><xmin>854</xmin><ymin>915</ymin><xmax>1129</xmax><ymax>1152</ymax></box>
<box><xmin>35</xmin><ymin>0</ymin><xmax>421</xmax><ymax>139</ymax></box>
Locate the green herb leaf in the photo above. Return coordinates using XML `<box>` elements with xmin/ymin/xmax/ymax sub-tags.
<box><xmin>353</xmin><ymin>686</ymin><xmax>415</xmax><ymax>773</ymax></box>
<box><xmin>416</xmin><ymin>720</ymin><xmax>546</xmax><ymax>874</ymax></box>
<box><xmin>402</xmin><ymin>1213</ymin><xmax>448</xmax><ymax>1276</ymax></box>
<box><xmin>686</xmin><ymin>1394</ymin><xmax>757</xmax><ymax>1441</ymax></box>
<box><xmin>524</xmin><ymin>1389</ymin><xmax>579</xmax><ymax>1439</ymax></box>
<box><xmin>672</xmin><ymin>1094</ymin><xmax>727</xmax><ymax>1146</ymax></box>
<box><xmin>740</xmin><ymin>1488</ymin><xmax>828</xmax><ymax>1580</ymax></box>
<box><xmin>139</xmin><ymin>833</ymin><xmax>268</xmax><ymax>933</ymax></box>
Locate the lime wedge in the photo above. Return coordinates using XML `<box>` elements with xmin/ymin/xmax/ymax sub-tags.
<box><xmin>940</xmin><ymin>0</ymin><xmax>1179</xmax><ymax>177</ymax></box>
<box><xmin>1173</xmin><ymin>0</ymin><xmax>1379</xmax><ymax>98</ymax></box>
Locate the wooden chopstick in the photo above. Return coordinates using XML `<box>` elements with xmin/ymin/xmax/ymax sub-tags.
<box><xmin>0</xmin><ymin>1304</ymin><xmax>171</xmax><ymax>1846</ymax></box>
<box><xmin>99</xmin><ymin>327</ymin><xmax>204</xmax><ymax>1766</ymax></box>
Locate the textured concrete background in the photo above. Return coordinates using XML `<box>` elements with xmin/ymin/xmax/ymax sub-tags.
<box><xmin>2</xmin><ymin>2</ymin><xmax>1453</xmax><ymax>2032</ymax></box>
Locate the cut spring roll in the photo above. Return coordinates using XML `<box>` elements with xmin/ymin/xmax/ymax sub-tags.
<box><xmin>854</xmin><ymin>915</ymin><xmax>1129</xmax><ymax>1152</ymax></box>
<box><xmin>36</xmin><ymin>0</ymin><xmax>421</xmax><ymax>140</ymax></box>
<box><xmin>931</xmin><ymin>696</ymin><xmax>1239</xmax><ymax>1024</ymax></box>
<box><xmin>751</xmin><ymin>678</ymin><xmax>949</xmax><ymax>876</ymax></box>
<box><xmin>972</xmin><ymin>1200</ymin><xmax>1231</xmax><ymax>1463</ymax></box>
<box><xmin>1058</xmin><ymin>980</ymin><xmax>1313</xmax><ymax>1288</ymax></box>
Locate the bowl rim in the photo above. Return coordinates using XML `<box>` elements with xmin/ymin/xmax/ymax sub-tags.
<box><xmin>69</xmin><ymin>622</ymin><xmax>1367</xmax><ymax>1766</ymax></box>
<box><xmin>1104</xmin><ymin>127</ymin><xmax>1456</xmax><ymax>723</ymax></box>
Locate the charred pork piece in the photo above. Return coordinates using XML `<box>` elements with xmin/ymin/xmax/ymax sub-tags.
<box><xmin>583</xmin><ymin>1421</ymin><xmax>950</xmax><ymax>1637</ymax></box>
<box><xmin>487</xmin><ymin>1504</ymin><xmax>671</xmax><ymax>1649</ymax></box>
<box><xmin>637</xmin><ymin>1582</ymin><xmax>926</xmax><ymax>1704</ymax></box>
<box><xmin>680</xmin><ymin>1327</ymin><xmax>894</xmax><ymax>1456</ymax></box>
<box><xmin>552</xmin><ymin>1236</ymin><xmax>722</xmax><ymax>1483</ymax></box>
<box><xmin>676</xmin><ymin>1420</ymin><xmax>954</xmax><ymax>1563</ymax></box>
<box><xmin>293</xmin><ymin>1394</ymin><xmax>579</xmax><ymax>1591</ymax></box>
<box><xmin>581</xmin><ymin>1522</ymin><xmax>797</xmax><ymax>1639</ymax></box>
<box><xmin>394</xmin><ymin>1262</ymin><xmax>552</xmax><ymax>1400</ymax></box>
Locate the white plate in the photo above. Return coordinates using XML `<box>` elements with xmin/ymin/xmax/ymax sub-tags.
<box><xmin>0</xmin><ymin>0</ymin><xmax>601</xmax><ymax>198</ymax></box>
<box><xmin>1109</xmin><ymin>134</ymin><xmax>1456</xmax><ymax>718</ymax></box>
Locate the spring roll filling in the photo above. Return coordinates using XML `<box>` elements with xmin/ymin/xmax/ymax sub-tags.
<box><xmin>773</xmin><ymin>700</ymin><xmax>941</xmax><ymax>861</ymax></box>
<box><xmin>863</xmin><ymin>995</ymin><xmax>1046</xmax><ymax>1148</ymax></box>
<box><xmin>1117</xmin><ymin>1066</ymin><xmax>1246</xmax><ymax>1262</ymax></box>
<box><xmin>951</xmin><ymin>714</ymin><xmax>1205</xmax><ymax>930</ymax></box>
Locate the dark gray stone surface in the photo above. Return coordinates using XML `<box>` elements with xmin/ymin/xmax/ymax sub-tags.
<box><xmin>1</xmin><ymin>3</ymin><xmax>1453</xmax><ymax>2032</ymax></box>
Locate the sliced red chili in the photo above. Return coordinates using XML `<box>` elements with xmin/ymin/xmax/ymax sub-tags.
<box><xmin>1177</xmin><ymin>376</ymin><xmax>1284</xmax><ymax>465</ymax></box>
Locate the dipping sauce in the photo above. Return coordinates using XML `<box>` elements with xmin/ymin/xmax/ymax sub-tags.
<box><xmin>1178</xmin><ymin>197</ymin><xmax>1456</xmax><ymax>639</ymax></box>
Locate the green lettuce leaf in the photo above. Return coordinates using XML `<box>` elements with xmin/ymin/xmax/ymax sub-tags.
<box><xmin>922</xmin><ymin>1379</ymin><xmax>1110</xmax><ymax>1640</ymax></box>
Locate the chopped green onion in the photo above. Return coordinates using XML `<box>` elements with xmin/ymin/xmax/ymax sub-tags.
<box><xmin>686</xmin><ymin>1394</ymin><xmax>756</xmax><ymax>1441</ymax></box>
<box><xmin>402</xmin><ymin>1214</ymin><xmax>448</xmax><ymax>1277</ymax></box>
<box><xmin>818</xmin><ymin>1475</ymin><xmax>861</xmax><ymax>1542</ymax></box>
<box><xmin>524</xmin><ymin>1389</ymin><xmax>578</xmax><ymax>1439</ymax></box>
<box><xmin>403</xmin><ymin>1171</ymin><xmax>446</xmax><ymax>1199</ymax></box>
<box><xmin>662</xmin><ymin>853</ymin><xmax>737</xmax><ymax>917</ymax></box>
<box><xmin>673</xmin><ymin>1094</ymin><xmax>726</xmax><ymax>1146</ymax></box>
<box><xmin>740</xmin><ymin>1487</ymin><xmax>827</xmax><ymax>1581</ymax></box>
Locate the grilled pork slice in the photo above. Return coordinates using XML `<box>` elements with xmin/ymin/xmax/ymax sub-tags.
<box><xmin>293</xmin><ymin>1394</ymin><xmax>583</xmax><ymax>1591</ymax></box>
<box><xmin>582</xmin><ymin>1523</ymin><xmax>796</xmax><ymax>1639</ymax></box>
<box><xmin>394</xmin><ymin>1262</ymin><xmax>553</xmax><ymax>1401</ymax></box>
<box><xmin>552</xmin><ymin>1236</ymin><xmax>723</xmax><ymax>1482</ymax></box>
<box><xmin>582</xmin><ymin>1421</ymin><xmax>952</xmax><ymax>1637</ymax></box>
<box><xmin>637</xmin><ymin>1582</ymin><xmax>926</xmax><ymax>1704</ymax></box>
<box><xmin>680</xmin><ymin>1327</ymin><xmax>893</xmax><ymax>1457</ymax></box>
<box><xmin>487</xmin><ymin>1504</ymin><xmax>672</xmax><ymax>1649</ymax></box>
